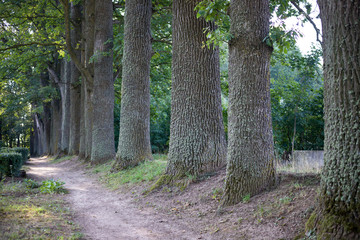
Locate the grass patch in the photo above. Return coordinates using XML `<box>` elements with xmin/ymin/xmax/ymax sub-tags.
<box><xmin>51</xmin><ymin>155</ymin><xmax>75</xmax><ymax>164</ymax></box>
<box><xmin>0</xmin><ymin>179</ymin><xmax>83</xmax><ymax>240</ymax></box>
<box><xmin>276</xmin><ymin>159</ymin><xmax>322</xmax><ymax>174</ymax></box>
<box><xmin>93</xmin><ymin>154</ymin><xmax>167</xmax><ymax>190</ymax></box>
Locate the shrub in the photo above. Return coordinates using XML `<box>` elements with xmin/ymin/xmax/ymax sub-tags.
<box><xmin>13</xmin><ymin>147</ymin><xmax>29</xmax><ymax>163</ymax></box>
<box><xmin>0</xmin><ymin>147</ymin><xmax>14</xmax><ymax>153</ymax></box>
<box><xmin>0</xmin><ymin>153</ymin><xmax>23</xmax><ymax>177</ymax></box>
<box><xmin>39</xmin><ymin>179</ymin><xmax>67</xmax><ymax>194</ymax></box>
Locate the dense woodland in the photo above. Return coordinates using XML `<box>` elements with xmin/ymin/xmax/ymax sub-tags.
<box><xmin>0</xmin><ymin>0</ymin><xmax>358</xmax><ymax>238</ymax></box>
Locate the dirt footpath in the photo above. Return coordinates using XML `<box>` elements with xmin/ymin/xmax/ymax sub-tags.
<box><xmin>26</xmin><ymin>157</ymin><xmax>204</xmax><ymax>240</ymax></box>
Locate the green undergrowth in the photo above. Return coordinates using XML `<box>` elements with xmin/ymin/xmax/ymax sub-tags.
<box><xmin>51</xmin><ymin>155</ymin><xmax>76</xmax><ymax>164</ymax></box>
<box><xmin>92</xmin><ymin>154</ymin><xmax>168</xmax><ymax>190</ymax></box>
<box><xmin>0</xmin><ymin>179</ymin><xmax>83</xmax><ymax>240</ymax></box>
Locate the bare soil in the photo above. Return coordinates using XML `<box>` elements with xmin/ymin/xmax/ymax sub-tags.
<box><xmin>26</xmin><ymin>157</ymin><xmax>319</xmax><ymax>240</ymax></box>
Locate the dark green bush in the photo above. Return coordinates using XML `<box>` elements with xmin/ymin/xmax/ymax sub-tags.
<box><xmin>0</xmin><ymin>153</ymin><xmax>23</xmax><ymax>177</ymax></box>
<box><xmin>0</xmin><ymin>147</ymin><xmax>14</xmax><ymax>153</ymax></box>
<box><xmin>13</xmin><ymin>147</ymin><xmax>29</xmax><ymax>163</ymax></box>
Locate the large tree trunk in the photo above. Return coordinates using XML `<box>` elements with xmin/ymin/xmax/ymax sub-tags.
<box><xmin>222</xmin><ymin>0</ymin><xmax>275</xmax><ymax>205</ymax></box>
<box><xmin>166</xmin><ymin>0</ymin><xmax>227</xmax><ymax>177</ymax></box>
<box><xmin>306</xmin><ymin>1</ymin><xmax>360</xmax><ymax>238</ymax></box>
<box><xmin>68</xmin><ymin>2</ymin><xmax>82</xmax><ymax>155</ymax></box>
<box><xmin>114</xmin><ymin>0</ymin><xmax>153</xmax><ymax>169</ymax></box>
<box><xmin>78</xmin><ymin>2</ymin><xmax>87</xmax><ymax>160</ymax></box>
<box><xmin>50</xmin><ymin>97</ymin><xmax>61</xmax><ymax>155</ymax></box>
<box><xmin>82</xmin><ymin>0</ymin><xmax>95</xmax><ymax>161</ymax></box>
<box><xmin>60</xmin><ymin>59</ymin><xmax>71</xmax><ymax>155</ymax></box>
<box><xmin>40</xmin><ymin>72</ymin><xmax>51</xmax><ymax>155</ymax></box>
<box><xmin>91</xmin><ymin>0</ymin><xmax>115</xmax><ymax>164</ymax></box>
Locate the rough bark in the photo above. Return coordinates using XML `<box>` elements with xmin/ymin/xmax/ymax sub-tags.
<box><xmin>306</xmin><ymin>1</ymin><xmax>360</xmax><ymax>238</ymax></box>
<box><xmin>83</xmin><ymin>0</ymin><xmax>95</xmax><ymax>161</ymax></box>
<box><xmin>60</xmin><ymin>59</ymin><xmax>71</xmax><ymax>155</ymax></box>
<box><xmin>48</xmin><ymin>59</ymin><xmax>62</xmax><ymax>156</ymax></box>
<box><xmin>166</xmin><ymin>0</ymin><xmax>227</xmax><ymax>177</ymax></box>
<box><xmin>50</xmin><ymin>96</ymin><xmax>61</xmax><ymax>155</ymax></box>
<box><xmin>78</xmin><ymin>2</ymin><xmax>87</xmax><ymax>160</ymax></box>
<box><xmin>91</xmin><ymin>0</ymin><xmax>115</xmax><ymax>164</ymax></box>
<box><xmin>68</xmin><ymin>2</ymin><xmax>82</xmax><ymax>155</ymax></box>
<box><xmin>222</xmin><ymin>0</ymin><xmax>275</xmax><ymax>205</ymax></box>
<box><xmin>40</xmin><ymin>72</ymin><xmax>51</xmax><ymax>155</ymax></box>
<box><xmin>114</xmin><ymin>0</ymin><xmax>153</xmax><ymax>169</ymax></box>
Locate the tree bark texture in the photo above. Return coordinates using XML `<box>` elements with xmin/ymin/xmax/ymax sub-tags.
<box><xmin>222</xmin><ymin>0</ymin><xmax>275</xmax><ymax>205</ymax></box>
<box><xmin>78</xmin><ymin>1</ymin><xmax>87</xmax><ymax>160</ymax></box>
<box><xmin>68</xmin><ymin>2</ymin><xmax>82</xmax><ymax>155</ymax></box>
<box><xmin>91</xmin><ymin>0</ymin><xmax>115</xmax><ymax>164</ymax></box>
<box><xmin>166</xmin><ymin>0</ymin><xmax>227</xmax><ymax>177</ymax></box>
<box><xmin>114</xmin><ymin>0</ymin><xmax>153</xmax><ymax>169</ymax></box>
<box><xmin>60</xmin><ymin>59</ymin><xmax>71</xmax><ymax>155</ymax></box>
<box><xmin>40</xmin><ymin>72</ymin><xmax>51</xmax><ymax>155</ymax></box>
<box><xmin>50</xmin><ymin>97</ymin><xmax>61</xmax><ymax>155</ymax></box>
<box><xmin>83</xmin><ymin>0</ymin><xmax>95</xmax><ymax>161</ymax></box>
<box><xmin>307</xmin><ymin>1</ymin><xmax>360</xmax><ymax>238</ymax></box>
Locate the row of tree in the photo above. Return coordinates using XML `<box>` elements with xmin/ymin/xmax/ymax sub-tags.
<box><xmin>0</xmin><ymin>0</ymin><xmax>358</xmax><ymax>237</ymax></box>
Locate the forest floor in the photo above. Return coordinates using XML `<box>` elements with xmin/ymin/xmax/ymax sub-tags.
<box><xmin>6</xmin><ymin>156</ymin><xmax>320</xmax><ymax>239</ymax></box>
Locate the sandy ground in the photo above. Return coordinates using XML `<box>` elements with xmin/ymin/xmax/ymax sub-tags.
<box><xmin>26</xmin><ymin>157</ymin><xmax>206</xmax><ymax>240</ymax></box>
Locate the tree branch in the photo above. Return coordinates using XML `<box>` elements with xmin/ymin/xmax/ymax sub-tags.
<box><xmin>290</xmin><ymin>0</ymin><xmax>322</xmax><ymax>44</ymax></box>
<box><xmin>0</xmin><ymin>42</ymin><xmax>63</xmax><ymax>52</ymax></box>
<box><xmin>47</xmin><ymin>66</ymin><xmax>61</xmax><ymax>84</ymax></box>
<box><xmin>60</xmin><ymin>0</ymin><xmax>93</xmax><ymax>83</ymax></box>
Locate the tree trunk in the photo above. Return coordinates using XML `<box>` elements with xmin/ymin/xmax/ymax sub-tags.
<box><xmin>83</xmin><ymin>0</ymin><xmax>95</xmax><ymax>161</ymax></box>
<box><xmin>114</xmin><ymin>0</ymin><xmax>153</xmax><ymax>169</ymax></box>
<box><xmin>49</xmin><ymin>96</ymin><xmax>61</xmax><ymax>155</ymax></box>
<box><xmin>40</xmin><ymin>72</ymin><xmax>51</xmax><ymax>155</ymax></box>
<box><xmin>68</xmin><ymin>2</ymin><xmax>82</xmax><ymax>156</ymax></box>
<box><xmin>78</xmin><ymin>2</ymin><xmax>87</xmax><ymax>160</ymax></box>
<box><xmin>306</xmin><ymin>1</ymin><xmax>360</xmax><ymax>238</ymax></box>
<box><xmin>91</xmin><ymin>0</ymin><xmax>115</xmax><ymax>164</ymax></box>
<box><xmin>60</xmin><ymin>59</ymin><xmax>71</xmax><ymax>155</ymax></box>
<box><xmin>166</xmin><ymin>0</ymin><xmax>227</xmax><ymax>177</ymax></box>
<box><xmin>222</xmin><ymin>0</ymin><xmax>275</xmax><ymax>205</ymax></box>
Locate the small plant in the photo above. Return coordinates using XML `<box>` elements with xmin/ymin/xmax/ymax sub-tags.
<box><xmin>39</xmin><ymin>179</ymin><xmax>67</xmax><ymax>194</ymax></box>
<box><xmin>279</xmin><ymin>196</ymin><xmax>293</xmax><ymax>205</ymax></box>
<box><xmin>24</xmin><ymin>179</ymin><xmax>40</xmax><ymax>189</ymax></box>
<box><xmin>242</xmin><ymin>193</ymin><xmax>251</xmax><ymax>203</ymax></box>
<box><xmin>293</xmin><ymin>182</ymin><xmax>303</xmax><ymax>189</ymax></box>
<box><xmin>211</xmin><ymin>187</ymin><xmax>223</xmax><ymax>202</ymax></box>
<box><xmin>185</xmin><ymin>172</ymin><xmax>197</xmax><ymax>182</ymax></box>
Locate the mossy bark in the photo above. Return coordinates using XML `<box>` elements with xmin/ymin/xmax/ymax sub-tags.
<box><xmin>114</xmin><ymin>0</ymin><xmax>153</xmax><ymax>169</ymax></box>
<box><xmin>68</xmin><ymin>2</ymin><xmax>82</xmax><ymax>156</ymax></box>
<box><xmin>166</xmin><ymin>0</ymin><xmax>227</xmax><ymax>177</ymax></box>
<box><xmin>91</xmin><ymin>0</ymin><xmax>115</xmax><ymax>164</ymax></box>
<box><xmin>83</xmin><ymin>0</ymin><xmax>95</xmax><ymax>162</ymax></box>
<box><xmin>307</xmin><ymin>0</ymin><xmax>360</xmax><ymax>238</ymax></box>
<box><xmin>222</xmin><ymin>0</ymin><xmax>276</xmax><ymax>205</ymax></box>
<box><xmin>79</xmin><ymin>0</ymin><xmax>95</xmax><ymax>161</ymax></box>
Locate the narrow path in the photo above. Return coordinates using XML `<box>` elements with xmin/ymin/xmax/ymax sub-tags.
<box><xmin>26</xmin><ymin>157</ymin><xmax>201</xmax><ymax>240</ymax></box>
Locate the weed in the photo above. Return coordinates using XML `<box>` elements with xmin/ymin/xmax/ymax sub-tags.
<box><xmin>51</xmin><ymin>156</ymin><xmax>74</xmax><ymax>164</ymax></box>
<box><xmin>211</xmin><ymin>187</ymin><xmax>223</xmax><ymax>202</ymax></box>
<box><xmin>39</xmin><ymin>179</ymin><xmax>67</xmax><ymax>194</ymax></box>
<box><xmin>279</xmin><ymin>196</ymin><xmax>293</xmax><ymax>205</ymax></box>
<box><xmin>95</xmin><ymin>155</ymin><xmax>167</xmax><ymax>190</ymax></box>
<box><xmin>185</xmin><ymin>172</ymin><xmax>196</xmax><ymax>182</ymax></box>
<box><xmin>242</xmin><ymin>194</ymin><xmax>251</xmax><ymax>203</ymax></box>
<box><xmin>24</xmin><ymin>179</ymin><xmax>40</xmax><ymax>189</ymax></box>
<box><xmin>292</xmin><ymin>182</ymin><xmax>304</xmax><ymax>190</ymax></box>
